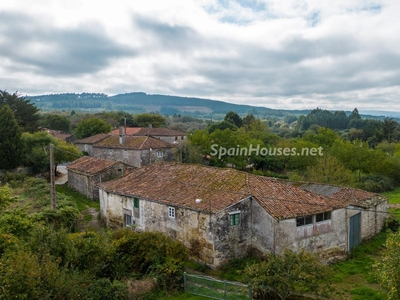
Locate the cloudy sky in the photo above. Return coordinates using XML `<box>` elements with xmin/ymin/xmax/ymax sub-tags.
<box><xmin>1</xmin><ymin>0</ymin><xmax>399</xmax><ymax>111</ymax></box>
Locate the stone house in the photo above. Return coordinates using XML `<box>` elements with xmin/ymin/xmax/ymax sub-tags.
<box><xmin>67</xmin><ymin>156</ymin><xmax>133</xmax><ymax>200</ymax></box>
<box><xmin>91</xmin><ymin>135</ymin><xmax>176</xmax><ymax>168</ymax></box>
<box><xmin>74</xmin><ymin>133</ymin><xmax>109</xmax><ymax>156</ymax></box>
<box><xmin>109</xmin><ymin>126</ymin><xmax>186</xmax><ymax>144</ymax></box>
<box><xmin>98</xmin><ymin>163</ymin><xmax>388</xmax><ymax>266</ymax></box>
<box><xmin>74</xmin><ymin>132</ymin><xmax>177</xmax><ymax>167</ymax></box>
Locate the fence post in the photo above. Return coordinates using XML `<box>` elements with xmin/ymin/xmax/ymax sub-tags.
<box><xmin>223</xmin><ymin>280</ymin><xmax>227</xmax><ymax>300</ymax></box>
<box><xmin>248</xmin><ymin>285</ymin><xmax>252</xmax><ymax>299</ymax></box>
<box><xmin>184</xmin><ymin>272</ymin><xmax>187</xmax><ymax>292</ymax></box>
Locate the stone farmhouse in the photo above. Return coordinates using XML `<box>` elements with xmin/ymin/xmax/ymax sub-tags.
<box><xmin>97</xmin><ymin>162</ymin><xmax>389</xmax><ymax>266</ymax></box>
<box><xmin>109</xmin><ymin>126</ymin><xmax>187</xmax><ymax>144</ymax></box>
<box><xmin>67</xmin><ymin>156</ymin><xmax>133</xmax><ymax>200</ymax></box>
<box><xmin>74</xmin><ymin>128</ymin><xmax>179</xmax><ymax>167</ymax></box>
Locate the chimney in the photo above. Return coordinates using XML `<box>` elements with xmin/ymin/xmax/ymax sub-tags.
<box><xmin>119</xmin><ymin>126</ymin><xmax>125</xmax><ymax>145</ymax></box>
<box><xmin>148</xmin><ymin>124</ymin><xmax>152</xmax><ymax>128</ymax></box>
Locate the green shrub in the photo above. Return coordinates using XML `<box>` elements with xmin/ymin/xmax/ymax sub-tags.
<box><xmin>357</xmin><ymin>174</ymin><xmax>394</xmax><ymax>193</ymax></box>
<box><xmin>89</xmin><ymin>278</ymin><xmax>129</xmax><ymax>300</ymax></box>
<box><xmin>111</xmin><ymin>229</ymin><xmax>188</xmax><ymax>288</ymax></box>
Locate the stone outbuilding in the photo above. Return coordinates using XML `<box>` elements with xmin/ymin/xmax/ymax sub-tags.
<box><xmin>98</xmin><ymin>163</ymin><xmax>388</xmax><ymax>266</ymax></box>
<box><xmin>300</xmin><ymin>183</ymin><xmax>389</xmax><ymax>251</ymax></box>
<box><xmin>67</xmin><ymin>156</ymin><xmax>133</xmax><ymax>200</ymax></box>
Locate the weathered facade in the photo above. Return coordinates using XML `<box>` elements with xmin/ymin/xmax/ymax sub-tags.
<box><xmin>67</xmin><ymin>156</ymin><xmax>132</xmax><ymax>200</ymax></box>
<box><xmin>74</xmin><ymin>133</ymin><xmax>109</xmax><ymax>156</ymax></box>
<box><xmin>92</xmin><ymin>135</ymin><xmax>176</xmax><ymax>168</ymax></box>
<box><xmin>74</xmin><ymin>132</ymin><xmax>177</xmax><ymax>168</ymax></box>
<box><xmin>98</xmin><ymin>163</ymin><xmax>387</xmax><ymax>266</ymax></box>
<box><xmin>301</xmin><ymin>183</ymin><xmax>389</xmax><ymax>251</ymax></box>
<box><xmin>109</xmin><ymin>126</ymin><xmax>187</xmax><ymax>144</ymax></box>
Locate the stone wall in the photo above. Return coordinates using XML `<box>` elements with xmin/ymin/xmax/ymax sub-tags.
<box><xmin>92</xmin><ymin>147</ymin><xmax>176</xmax><ymax>167</ymax></box>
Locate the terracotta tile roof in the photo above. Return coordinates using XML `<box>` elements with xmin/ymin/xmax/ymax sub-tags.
<box><xmin>248</xmin><ymin>176</ymin><xmax>345</xmax><ymax>219</ymax></box>
<box><xmin>110</xmin><ymin>127</ymin><xmax>186</xmax><ymax>136</ymax></box>
<box><xmin>99</xmin><ymin>163</ymin><xmax>347</xmax><ymax>219</ymax></box>
<box><xmin>74</xmin><ymin>133</ymin><xmax>110</xmax><ymax>144</ymax></box>
<box><xmin>300</xmin><ymin>183</ymin><xmax>387</xmax><ymax>208</ymax></box>
<box><xmin>94</xmin><ymin>135</ymin><xmax>176</xmax><ymax>150</ymax></box>
<box><xmin>67</xmin><ymin>156</ymin><xmax>118</xmax><ymax>175</ymax></box>
<box><xmin>46</xmin><ymin>129</ymin><xmax>74</xmax><ymax>141</ymax></box>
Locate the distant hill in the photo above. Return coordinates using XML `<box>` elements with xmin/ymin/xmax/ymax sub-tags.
<box><xmin>28</xmin><ymin>92</ymin><xmax>399</xmax><ymax>121</ymax></box>
<box><xmin>29</xmin><ymin>92</ymin><xmax>311</xmax><ymax>119</ymax></box>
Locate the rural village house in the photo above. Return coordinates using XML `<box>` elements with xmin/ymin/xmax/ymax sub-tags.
<box><xmin>74</xmin><ymin>127</ymin><xmax>179</xmax><ymax>167</ymax></box>
<box><xmin>97</xmin><ymin>162</ymin><xmax>388</xmax><ymax>266</ymax></box>
<box><xmin>109</xmin><ymin>126</ymin><xmax>187</xmax><ymax>144</ymax></box>
<box><xmin>67</xmin><ymin>156</ymin><xmax>133</xmax><ymax>200</ymax></box>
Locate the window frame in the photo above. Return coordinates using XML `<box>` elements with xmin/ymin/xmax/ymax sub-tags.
<box><xmin>157</xmin><ymin>151</ymin><xmax>163</xmax><ymax>158</ymax></box>
<box><xmin>296</xmin><ymin>215</ymin><xmax>313</xmax><ymax>227</ymax></box>
<box><xmin>316</xmin><ymin>211</ymin><xmax>331</xmax><ymax>223</ymax></box>
<box><xmin>168</xmin><ymin>207</ymin><xmax>175</xmax><ymax>218</ymax></box>
<box><xmin>134</xmin><ymin>198</ymin><xmax>139</xmax><ymax>208</ymax></box>
<box><xmin>125</xmin><ymin>214</ymin><xmax>132</xmax><ymax>227</ymax></box>
<box><xmin>229</xmin><ymin>211</ymin><xmax>241</xmax><ymax>226</ymax></box>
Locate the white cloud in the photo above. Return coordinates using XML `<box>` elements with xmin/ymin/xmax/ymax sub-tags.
<box><xmin>0</xmin><ymin>0</ymin><xmax>399</xmax><ymax>111</ymax></box>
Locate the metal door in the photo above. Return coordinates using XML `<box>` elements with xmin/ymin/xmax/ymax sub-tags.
<box><xmin>349</xmin><ymin>213</ymin><xmax>361</xmax><ymax>251</ymax></box>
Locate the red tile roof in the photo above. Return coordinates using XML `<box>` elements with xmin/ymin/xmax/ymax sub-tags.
<box><xmin>300</xmin><ymin>183</ymin><xmax>386</xmax><ymax>208</ymax></box>
<box><xmin>99</xmin><ymin>163</ymin><xmax>346</xmax><ymax>219</ymax></box>
<box><xmin>110</xmin><ymin>127</ymin><xmax>186</xmax><ymax>136</ymax></box>
<box><xmin>67</xmin><ymin>156</ymin><xmax>118</xmax><ymax>175</ymax></box>
<box><xmin>94</xmin><ymin>135</ymin><xmax>176</xmax><ymax>150</ymax></box>
<box><xmin>74</xmin><ymin>133</ymin><xmax>110</xmax><ymax>144</ymax></box>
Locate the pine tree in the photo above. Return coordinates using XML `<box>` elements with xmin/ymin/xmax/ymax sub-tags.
<box><xmin>0</xmin><ymin>105</ymin><xmax>23</xmax><ymax>169</ymax></box>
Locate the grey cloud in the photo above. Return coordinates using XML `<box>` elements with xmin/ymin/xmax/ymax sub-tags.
<box><xmin>132</xmin><ymin>14</ymin><xmax>201</xmax><ymax>52</ymax></box>
<box><xmin>0</xmin><ymin>11</ymin><xmax>135</xmax><ymax>76</ymax></box>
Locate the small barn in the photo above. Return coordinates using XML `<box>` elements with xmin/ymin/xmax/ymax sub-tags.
<box><xmin>67</xmin><ymin>156</ymin><xmax>133</xmax><ymax>200</ymax></box>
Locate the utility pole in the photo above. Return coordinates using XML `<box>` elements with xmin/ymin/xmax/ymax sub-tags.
<box><xmin>50</xmin><ymin>143</ymin><xmax>56</xmax><ymax>210</ymax></box>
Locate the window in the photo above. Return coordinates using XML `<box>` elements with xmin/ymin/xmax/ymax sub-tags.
<box><xmin>296</xmin><ymin>215</ymin><xmax>313</xmax><ymax>227</ymax></box>
<box><xmin>134</xmin><ymin>198</ymin><xmax>139</xmax><ymax>208</ymax></box>
<box><xmin>168</xmin><ymin>207</ymin><xmax>175</xmax><ymax>218</ymax></box>
<box><xmin>316</xmin><ymin>211</ymin><xmax>331</xmax><ymax>222</ymax></box>
<box><xmin>124</xmin><ymin>150</ymin><xmax>128</xmax><ymax>158</ymax></box>
<box><xmin>229</xmin><ymin>212</ymin><xmax>240</xmax><ymax>226</ymax></box>
<box><xmin>157</xmin><ymin>151</ymin><xmax>163</xmax><ymax>158</ymax></box>
<box><xmin>109</xmin><ymin>148</ymin><xmax>113</xmax><ymax>154</ymax></box>
<box><xmin>125</xmin><ymin>214</ymin><xmax>132</xmax><ymax>227</ymax></box>
<box><xmin>84</xmin><ymin>144</ymin><xmax>88</xmax><ymax>151</ymax></box>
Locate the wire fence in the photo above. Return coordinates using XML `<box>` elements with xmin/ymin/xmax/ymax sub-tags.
<box><xmin>184</xmin><ymin>272</ymin><xmax>252</xmax><ymax>300</ymax></box>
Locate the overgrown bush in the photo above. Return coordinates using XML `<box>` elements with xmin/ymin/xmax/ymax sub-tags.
<box><xmin>88</xmin><ymin>278</ymin><xmax>129</xmax><ymax>300</ymax></box>
<box><xmin>111</xmin><ymin>229</ymin><xmax>188</xmax><ymax>288</ymax></box>
<box><xmin>357</xmin><ymin>174</ymin><xmax>394</xmax><ymax>193</ymax></box>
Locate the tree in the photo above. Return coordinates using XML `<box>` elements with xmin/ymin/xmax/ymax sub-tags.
<box><xmin>224</xmin><ymin>111</ymin><xmax>242</xmax><ymax>128</ymax></box>
<box><xmin>22</xmin><ymin>131</ymin><xmax>82</xmax><ymax>174</ymax></box>
<box><xmin>383</xmin><ymin>117</ymin><xmax>398</xmax><ymax>143</ymax></box>
<box><xmin>0</xmin><ymin>90</ymin><xmax>40</xmax><ymax>132</ymax></box>
<box><xmin>134</xmin><ymin>113</ymin><xmax>167</xmax><ymax>128</ymax></box>
<box><xmin>306</xmin><ymin>154</ymin><xmax>354</xmax><ymax>185</ymax></box>
<box><xmin>244</xmin><ymin>249</ymin><xmax>333</xmax><ymax>300</ymax></box>
<box><xmin>40</xmin><ymin>114</ymin><xmax>71</xmax><ymax>132</ymax></box>
<box><xmin>207</xmin><ymin>120</ymin><xmax>238</xmax><ymax>133</ymax></box>
<box><xmin>75</xmin><ymin>117</ymin><xmax>112</xmax><ymax>139</ymax></box>
<box><xmin>375</xmin><ymin>231</ymin><xmax>400</xmax><ymax>300</ymax></box>
<box><xmin>0</xmin><ymin>105</ymin><xmax>23</xmax><ymax>169</ymax></box>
